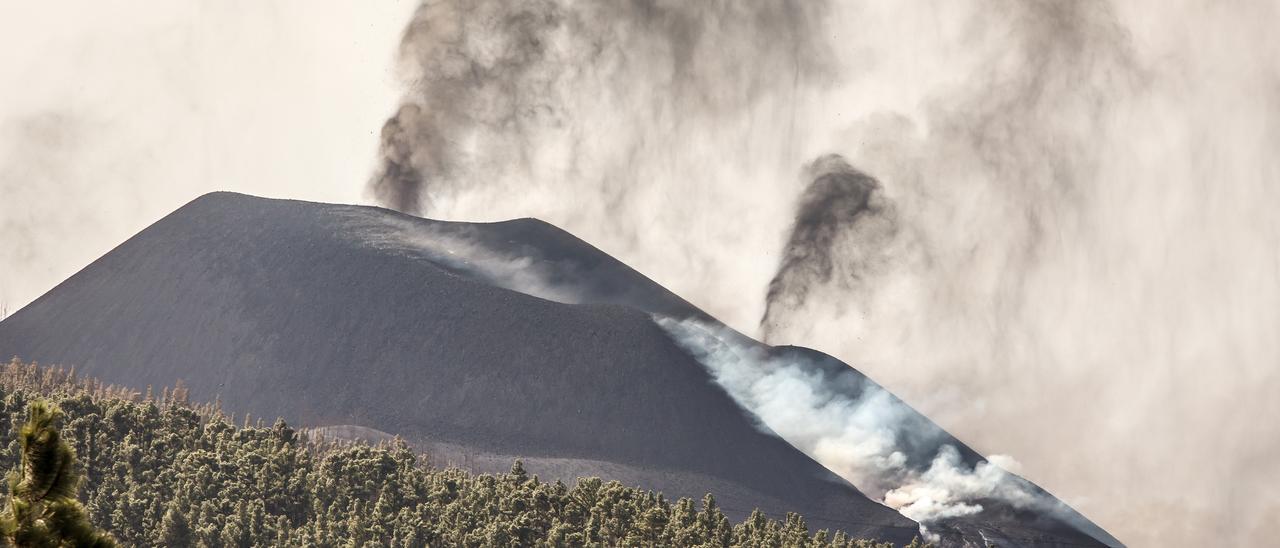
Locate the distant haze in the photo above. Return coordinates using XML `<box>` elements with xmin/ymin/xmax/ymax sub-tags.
<box><xmin>4</xmin><ymin>2</ymin><xmax>1279</xmax><ymax>546</ymax></box>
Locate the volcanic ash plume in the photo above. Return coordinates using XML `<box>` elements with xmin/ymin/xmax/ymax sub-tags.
<box><xmin>371</xmin><ymin>104</ymin><xmax>428</xmax><ymax>216</ymax></box>
<box><xmin>369</xmin><ymin>0</ymin><xmax>832</xmax><ymax>220</ymax></box>
<box><xmin>760</xmin><ymin>155</ymin><xmax>896</xmax><ymax>343</ymax></box>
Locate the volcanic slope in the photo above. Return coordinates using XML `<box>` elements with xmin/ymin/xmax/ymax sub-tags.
<box><xmin>0</xmin><ymin>193</ymin><xmax>1117</xmax><ymax>546</ymax></box>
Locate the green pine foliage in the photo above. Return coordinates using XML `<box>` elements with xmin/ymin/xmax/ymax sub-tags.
<box><xmin>0</xmin><ymin>360</ymin><xmax>930</xmax><ymax>547</ymax></box>
<box><xmin>0</xmin><ymin>399</ymin><xmax>116</xmax><ymax>547</ymax></box>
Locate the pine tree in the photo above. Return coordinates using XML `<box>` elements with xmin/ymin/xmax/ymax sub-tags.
<box><xmin>0</xmin><ymin>400</ymin><xmax>116</xmax><ymax>547</ymax></box>
<box><xmin>157</xmin><ymin>505</ymin><xmax>192</xmax><ymax>546</ymax></box>
<box><xmin>781</xmin><ymin>512</ymin><xmax>811</xmax><ymax>546</ymax></box>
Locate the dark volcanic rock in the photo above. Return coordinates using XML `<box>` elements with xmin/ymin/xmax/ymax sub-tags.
<box><xmin>0</xmin><ymin>193</ymin><xmax>1118</xmax><ymax>546</ymax></box>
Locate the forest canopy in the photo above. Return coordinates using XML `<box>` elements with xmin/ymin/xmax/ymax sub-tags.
<box><xmin>0</xmin><ymin>359</ymin><xmax>927</xmax><ymax>547</ymax></box>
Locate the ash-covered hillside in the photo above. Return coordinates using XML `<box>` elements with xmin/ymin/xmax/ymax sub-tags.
<box><xmin>0</xmin><ymin>193</ymin><xmax>1119</xmax><ymax>546</ymax></box>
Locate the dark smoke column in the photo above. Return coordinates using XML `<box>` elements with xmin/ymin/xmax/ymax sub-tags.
<box><xmin>761</xmin><ymin>154</ymin><xmax>895</xmax><ymax>341</ymax></box>
<box><xmin>365</xmin><ymin>0</ymin><xmax>834</xmax><ymax>217</ymax></box>
<box><xmin>370</xmin><ymin>104</ymin><xmax>427</xmax><ymax>216</ymax></box>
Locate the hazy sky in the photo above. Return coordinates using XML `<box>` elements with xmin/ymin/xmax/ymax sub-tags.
<box><xmin>0</xmin><ymin>1</ymin><xmax>415</xmax><ymax>313</ymax></box>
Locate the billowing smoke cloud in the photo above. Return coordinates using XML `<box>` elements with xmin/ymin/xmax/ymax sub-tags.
<box><xmin>364</xmin><ymin>0</ymin><xmax>839</xmax><ymax>327</ymax></box>
<box><xmin>764</xmin><ymin>3</ymin><xmax>1280</xmax><ymax>546</ymax></box>
<box><xmin>367</xmin><ymin>1</ymin><xmax>1280</xmax><ymax>546</ymax></box>
<box><xmin>760</xmin><ymin>154</ymin><xmax>895</xmax><ymax>341</ymax></box>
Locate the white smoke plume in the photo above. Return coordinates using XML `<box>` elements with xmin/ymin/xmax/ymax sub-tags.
<box><xmin>656</xmin><ymin>317</ymin><xmax>1075</xmax><ymax>532</ymax></box>
<box><xmin>369</xmin><ymin>1</ymin><xmax>1278</xmax><ymax>545</ymax></box>
<box><xmin>883</xmin><ymin>450</ymin><xmax>1031</xmax><ymax>523</ymax></box>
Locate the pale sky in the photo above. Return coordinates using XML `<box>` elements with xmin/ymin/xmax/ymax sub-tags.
<box><xmin>0</xmin><ymin>1</ymin><xmax>417</xmax><ymax>313</ymax></box>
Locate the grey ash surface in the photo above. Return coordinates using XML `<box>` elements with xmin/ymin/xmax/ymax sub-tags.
<box><xmin>0</xmin><ymin>193</ymin><xmax>1118</xmax><ymax>546</ymax></box>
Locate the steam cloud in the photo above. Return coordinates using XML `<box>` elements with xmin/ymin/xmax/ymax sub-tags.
<box><xmin>760</xmin><ymin>154</ymin><xmax>895</xmax><ymax>342</ymax></box>
<box><xmin>370</xmin><ymin>1</ymin><xmax>1280</xmax><ymax>546</ymax></box>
